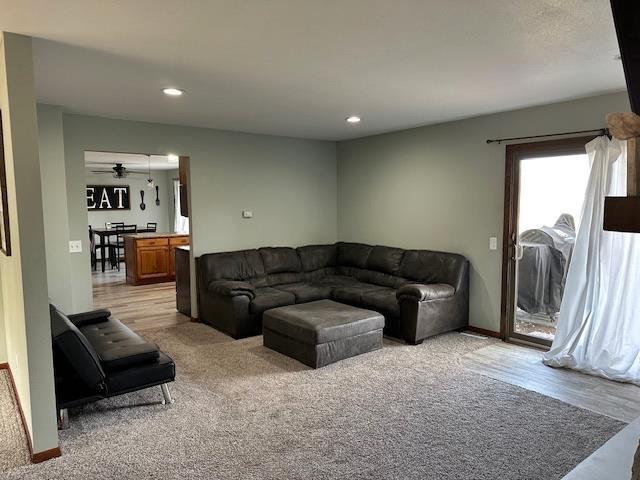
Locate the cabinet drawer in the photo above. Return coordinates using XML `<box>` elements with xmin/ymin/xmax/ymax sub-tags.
<box><xmin>136</xmin><ymin>238</ymin><xmax>169</xmax><ymax>247</ymax></box>
<box><xmin>170</xmin><ymin>236</ymin><xmax>189</xmax><ymax>246</ymax></box>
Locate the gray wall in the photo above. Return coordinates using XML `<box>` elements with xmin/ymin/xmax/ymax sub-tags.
<box><xmin>337</xmin><ymin>91</ymin><xmax>630</xmax><ymax>332</ymax></box>
<box><xmin>38</xmin><ymin>104</ymin><xmax>73</xmax><ymax>312</ymax></box>
<box><xmin>0</xmin><ymin>33</ymin><xmax>58</xmax><ymax>454</ymax></box>
<box><xmin>60</xmin><ymin>114</ymin><xmax>337</xmax><ymax>312</ymax></box>
<box><xmin>86</xmin><ymin>170</ymin><xmax>172</xmax><ymax>233</ymax></box>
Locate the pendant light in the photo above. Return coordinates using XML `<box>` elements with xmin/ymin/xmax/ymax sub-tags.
<box><xmin>146</xmin><ymin>155</ymin><xmax>155</xmax><ymax>188</ymax></box>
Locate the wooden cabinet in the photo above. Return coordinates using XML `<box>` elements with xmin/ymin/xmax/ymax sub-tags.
<box><xmin>125</xmin><ymin>234</ymin><xmax>189</xmax><ymax>285</ymax></box>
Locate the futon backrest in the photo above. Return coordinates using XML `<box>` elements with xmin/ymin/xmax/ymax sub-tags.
<box><xmin>259</xmin><ymin>247</ymin><xmax>304</xmax><ymax>286</ymax></box>
<box><xmin>49</xmin><ymin>304</ymin><xmax>106</xmax><ymax>391</ymax></box>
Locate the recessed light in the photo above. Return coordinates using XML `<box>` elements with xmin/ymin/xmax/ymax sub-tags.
<box><xmin>167</xmin><ymin>154</ymin><xmax>179</xmax><ymax>162</ymax></box>
<box><xmin>346</xmin><ymin>115</ymin><xmax>361</xmax><ymax>124</ymax></box>
<box><xmin>162</xmin><ymin>87</ymin><xmax>184</xmax><ymax>96</ymax></box>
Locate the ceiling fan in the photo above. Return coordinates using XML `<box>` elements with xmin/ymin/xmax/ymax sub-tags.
<box><xmin>89</xmin><ymin>163</ymin><xmax>147</xmax><ymax>178</ymax></box>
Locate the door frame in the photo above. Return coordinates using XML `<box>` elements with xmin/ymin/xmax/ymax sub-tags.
<box><xmin>500</xmin><ymin>135</ymin><xmax>597</xmax><ymax>347</ymax></box>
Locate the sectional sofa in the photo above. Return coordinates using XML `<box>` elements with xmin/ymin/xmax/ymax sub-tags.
<box><xmin>197</xmin><ymin>242</ymin><xmax>469</xmax><ymax>344</ymax></box>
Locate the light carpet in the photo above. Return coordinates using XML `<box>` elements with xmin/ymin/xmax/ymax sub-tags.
<box><xmin>1</xmin><ymin>324</ymin><xmax>624</xmax><ymax>479</ymax></box>
<box><xmin>0</xmin><ymin>370</ymin><xmax>30</xmax><ymax>473</ymax></box>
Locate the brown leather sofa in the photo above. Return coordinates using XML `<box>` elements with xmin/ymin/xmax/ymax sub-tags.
<box><xmin>197</xmin><ymin>242</ymin><xmax>469</xmax><ymax>344</ymax></box>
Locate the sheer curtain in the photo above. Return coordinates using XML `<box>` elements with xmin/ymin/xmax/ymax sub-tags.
<box><xmin>173</xmin><ymin>179</ymin><xmax>189</xmax><ymax>234</ymax></box>
<box><xmin>542</xmin><ymin>136</ymin><xmax>640</xmax><ymax>384</ymax></box>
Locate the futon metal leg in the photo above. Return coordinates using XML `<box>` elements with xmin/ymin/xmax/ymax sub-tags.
<box><xmin>58</xmin><ymin>408</ymin><xmax>69</xmax><ymax>430</ymax></box>
<box><xmin>160</xmin><ymin>383</ymin><xmax>174</xmax><ymax>405</ymax></box>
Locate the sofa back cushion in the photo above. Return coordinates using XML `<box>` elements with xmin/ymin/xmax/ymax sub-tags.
<box><xmin>297</xmin><ymin>244</ymin><xmax>337</xmax><ymax>272</ymax></box>
<box><xmin>199</xmin><ymin>249</ymin><xmax>266</xmax><ymax>282</ymax></box>
<box><xmin>259</xmin><ymin>247</ymin><xmax>302</xmax><ymax>274</ymax></box>
<box><xmin>50</xmin><ymin>304</ymin><xmax>106</xmax><ymax>391</ymax></box>
<box><xmin>367</xmin><ymin>246</ymin><xmax>405</xmax><ymax>276</ymax></box>
<box><xmin>336</xmin><ymin>242</ymin><xmax>373</xmax><ymax>268</ymax></box>
<box><xmin>400</xmin><ymin>250</ymin><xmax>468</xmax><ymax>290</ymax></box>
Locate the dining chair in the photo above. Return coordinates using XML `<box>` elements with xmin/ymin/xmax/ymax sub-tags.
<box><xmin>89</xmin><ymin>225</ymin><xmax>97</xmax><ymax>271</ymax></box>
<box><xmin>111</xmin><ymin>224</ymin><xmax>137</xmax><ymax>270</ymax></box>
<box><xmin>146</xmin><ymin>222</ymin><xmax>158</xmax><ymax>232</ymax></box>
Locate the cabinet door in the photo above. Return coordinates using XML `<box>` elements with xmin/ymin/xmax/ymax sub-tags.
<box><xmin>169</xmin><ymin>246</ymin><xmax>176</xmax><ymax>276</ymax></box>
<box><xmin>137</xmin><ymin>246</ymin><xmax>169</xmax><ymax>279</ymax></box>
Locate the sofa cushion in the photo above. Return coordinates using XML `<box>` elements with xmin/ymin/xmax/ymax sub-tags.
<box><xmin>266</xmin><ymin>272</ymin><xmax>306</xmax><ymax>287</ymax></box>
<box><xmin>297</xmin><ymin>244</ymin><xmax>337</xmax><ymax>272</ymax></box>
<box><xmin>396</xmin><ymin>283</ymin><xmax>455</xmax><ymax>301</ymax></box>
<box><xmin>360</xmin><ymin>288</ymin><xmax>400</xmax><ymax>318</ymax></box>
<box><xmin>338</xmin><ymin>266</ymin><xmax>407</xmax><ymax>289</ymax></box>
<box><xmin>336</xmin><ymin>242</ymin><xmax>373</xmax><ymax>269</ymax></box>
<box><xmin>259</xmin><ymin>247</ymin><xmax>302</xmax><ymax>274</ymax></box>
<box><xmin>263</xmin><ymin>300</ymin><xmax>384</xmax><ymax>345</ymax></box>
<box><xmin>332</xmin><ymin>282</ymin><xmax>389</xmax><ymax>305</ymax></box>
<box><xmin>313</xmin><ymin>275</ymin><xmax>359</xmax><ymax>287</ymax></box>
<box><xmin>199</xmin><ymin>249</ymin><xmax>265</xmax><ymax>281</ymax></box>
<box><xmin>367</xmin><ymin>246</ymin><xmax>405</xmax><ymax>275</ymax></box>
<box><xmin>275</xmin><ymin>283</ymin><xmax>333</xmax><ymax>303</ymax></box>
<box><xmin>400</xmin><ymin>250</ymin><xmax>466</xmax><ymax>288</ymax></box>
<box><xmin>80</xmin><ymin>318</ymin><xmax>160</xmax><ymax>372</ymax></box>
<box><xmin>250</xmin><ymin>287</ymin><xmax>296</xmax><ymax>315</ymax></box>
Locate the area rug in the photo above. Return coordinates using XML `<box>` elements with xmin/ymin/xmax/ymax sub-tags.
<box><xmin>1</xmin><ymin>324</ymin><xmax>624</xmax><ymax>479</ymax></box>
<box><xmin>0</xmin><ymin>370</ymin><xmax>30</xmax><ymax>473</ymax></box>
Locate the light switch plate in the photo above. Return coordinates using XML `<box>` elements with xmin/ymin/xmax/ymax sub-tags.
<box><xmin>242</xmin><ymin>210</ymin><xmax>253</xmax><ymax>218</ymax></box>
<box><xmin>69</xmin><ymin>240</ymin><xmax>83</xmax><ymax>253</ymax></box>
<box><xmin>489</xmin><ymin>237</ymin><xmax>498</xmax><ymax>251</ymax></box>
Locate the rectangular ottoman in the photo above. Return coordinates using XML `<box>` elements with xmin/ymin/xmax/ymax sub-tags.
<box><xmin>263</xmin><ymin>299</ymin><xmax>384</xmax><ymax>368</ymax></box>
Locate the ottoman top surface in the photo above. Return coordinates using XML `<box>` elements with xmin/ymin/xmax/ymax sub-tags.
<box><xmin>263</xmin><ymin>299</ymin><xmax>384</xmax><ymax>345</ymax></box>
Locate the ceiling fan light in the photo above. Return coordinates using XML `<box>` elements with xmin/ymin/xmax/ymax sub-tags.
<box><xmin>147</xmin><ymin>178</ymin><xmax>155</xmax><ymax>188</ymax></box>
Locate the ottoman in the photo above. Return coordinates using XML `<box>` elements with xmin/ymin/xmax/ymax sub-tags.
<box><xmin>263</xmin><ymin>299</ymin><xmax>384</xmax><ymax>368</ymax></box>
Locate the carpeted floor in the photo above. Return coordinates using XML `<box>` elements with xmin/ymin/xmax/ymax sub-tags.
<box><xmin>0</xmin><ymin>371</ymin><xmax>30</xmax><ymax>473</ymax></box>
<box><xmin>1</xmin><ymin>324</ymin><xmax>624</xmax><ymax>479</ymax></box>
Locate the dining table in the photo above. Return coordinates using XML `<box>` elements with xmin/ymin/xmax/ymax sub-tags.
<box><xmin>92</xmin><ymin>226</ymin><xmax>156</xmax><ymax>272</ymax></box>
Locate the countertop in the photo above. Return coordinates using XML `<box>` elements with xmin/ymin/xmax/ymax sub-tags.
<box><xmin>123</xmin><ymin>232</ymin><xmax>190</xmax><ymax>239</ymax></box>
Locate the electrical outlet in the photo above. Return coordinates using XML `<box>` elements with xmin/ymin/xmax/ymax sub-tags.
<box><xmin>489</xmin><ymin>237</ymin><xmax>498</xmax><ymax>251</ymax></box>
<box><xmin>242</xmin><ymin>210</ymin><xmax>253</xmax><ymax>218</ymax></box>
<box><xmin>69</xmin><ymin>240</ymin><xmax>83</xmax><ymax>253</ymax></box>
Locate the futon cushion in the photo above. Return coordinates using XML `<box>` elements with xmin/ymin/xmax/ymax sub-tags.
<box><xmin>67</xmin><ymin>309</ymin><xmax>112</xmax><ymax>327</ymax></box>
<box><xmin>106</xmin><ymin>352</ymin><xmax>175</xmax><ymax>395</ymax></box>
<box><xmin>336</xmin><ymin>242</ymin><xmax>373</xmax><ymax>268</ymax></box>
<box><xmin>275</xmin><ymin>283</ymin><xmax>333</xmax><ymax>303</ymax></box>
<box><xmin>259</xmin><ymin>247</ymin><xmax>302</xmax><ymax>274</ymax></box>
<box><xmin>332</xmin><ymin>282</ymin><xmax>389</xmax><ymax>305</ymax></box>
<box><xmin>263</xmin><ymin>300</ymin><xmax>384</xmax><ymax>345</ymax></box>
<box><xmin>80</xmin><ymin>318</ymin><xmax>160</xmax><ymax>372</ymax></box>
<box><xmin>249</xmin><ymin>287</ymin><xmax>296</xmax><ymax>315</ymax></box>
<box><xmin>366</xmin><ymin>246</ymin><xmax>405</xmax><ymax>275</ymax></box>
<box><xmin>360</xmin><ymin>288</ymin><xmax>401</xmax><ymax>318</ymax></box>
<box><xmin>297</xmin><ymin>244</ymin><xmax>337</xmax><ymax>271</ymax></box>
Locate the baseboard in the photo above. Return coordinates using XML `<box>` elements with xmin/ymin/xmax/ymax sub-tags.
<box><xmin>465</xmin><ymin>326</ymin><xmax>501</xmax><ymax>339</ymax></box>
<box><xmin>31</xmin><ymin>446</ymin><xmax>62</xmax><ymax>463</ymax></box>
<box><xmin>0</xmin><ymin>362</ymin><xmax>61</xmax><ymax>463</ymax></box>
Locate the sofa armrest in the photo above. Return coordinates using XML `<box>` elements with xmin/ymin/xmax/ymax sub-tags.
<box><xmin>208</xmin><ymin>280</ymin><xmax>256</xmax><ymax>300</ymax></box>
<box><xmin>67</xmin><ymin>309</ymin><xmax>112</xmax><ymax>327</ymax></box>
<box><xmin>396</xmin><ymin>283</ymin><xmax>455</xmax><ymax>301</ymax></box>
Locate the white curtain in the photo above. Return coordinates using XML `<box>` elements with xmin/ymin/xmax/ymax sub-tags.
<box><xmin>542</xmin><ymin>136</ymin><xmax>640</xmax><ymax>384</ymax></box>
<box><xmin>173</xmin><ymin>179</ymin><xmax>189</xmax><ymax>234</ymax></box>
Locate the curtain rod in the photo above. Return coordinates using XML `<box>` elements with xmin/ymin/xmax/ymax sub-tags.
<box><xmin>486</xmin><ymin>128</ymin><xmax>609</xmax><ymax>144</ymax></box>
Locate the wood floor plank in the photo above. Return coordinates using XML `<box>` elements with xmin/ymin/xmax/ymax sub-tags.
<box><xmin>92</xmin><ymin>270</ymin><xmax>190</xmax><ymax>332</ymax></box>
<box><xmin>461</xmin><ymin>342</ymin><xmax>640</xmax><ymax>423</ymax></box>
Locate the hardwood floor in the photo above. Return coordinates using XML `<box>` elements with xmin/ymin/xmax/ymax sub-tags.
<box><xmin>461</xmin><ymin>341</ymin><xmax>640</xmax><ymax>423</ymax></box>
<box><xmin>92</xmin><ymin>269</ymin><xmax>190</xmax><ymax>332</ymax></box>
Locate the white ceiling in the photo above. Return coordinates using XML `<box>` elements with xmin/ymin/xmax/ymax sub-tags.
<box><xmin>0</xmin><ymin>0</ymin><xmax>627</xmax><ymax>140</ymax></box>
<box><xmin>85</xmin><ymin>151</ymin><xmax>177</xmax><ymax>172</ymax></box>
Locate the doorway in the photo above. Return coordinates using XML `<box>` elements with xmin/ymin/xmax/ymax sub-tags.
<box><xmin>501</xmin><ymin>137</ymin><xmax>593</xmax><ymax>348</ymax></box>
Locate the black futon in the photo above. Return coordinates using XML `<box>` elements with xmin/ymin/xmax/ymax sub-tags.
<box><xmin>50</xmin><ymin>304</ymin><xmax>175</xmax><ymax>428</ymax></box>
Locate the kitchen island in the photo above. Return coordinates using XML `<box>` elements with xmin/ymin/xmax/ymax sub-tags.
<box><xmin>124</xmin><ymin>233</ymin><xmax>189</xmax><ymax>285</ymax></box>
